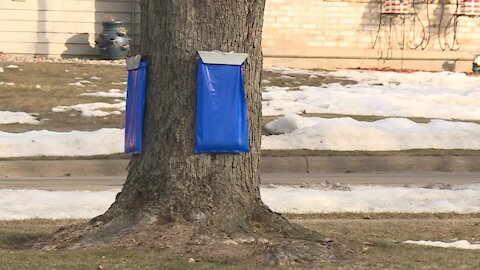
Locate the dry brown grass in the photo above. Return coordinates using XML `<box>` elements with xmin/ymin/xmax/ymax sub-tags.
<box><xmin>0</xmin><ymin>215</ymin><xmax>479</xmax><ymax>269</ymax></box>
<box><xmin>0</xmin><ymin>62</ymin><xmax>126</xmax><ymax>133</ymax></box>
<box><xmin>296</xmin><ymin>215</ymin><xmax>480</xmax><ymax>269</ymax></box>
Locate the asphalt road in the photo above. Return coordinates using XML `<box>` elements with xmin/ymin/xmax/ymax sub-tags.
<box><xmin>2</xmin><ymin>172</ymin><xmax>479</xmax><ymax>191</ymax></box>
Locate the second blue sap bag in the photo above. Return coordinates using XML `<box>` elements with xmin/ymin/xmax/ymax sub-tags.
<box><xmin>125</xmin><ymin>56</ymin><xmax>148</xmax><ymax>154</ymax></box>
<box><xmin>195</xmin><ymin>51</ymin><xmax>250</xmax><ymax>153</ymax></box>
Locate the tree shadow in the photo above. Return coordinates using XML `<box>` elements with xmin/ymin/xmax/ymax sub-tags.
<box><xmin>366</xmin><ymin>3</ymin><xmax>423</xmax><ymax>50</ymax></box>
<box><xmin>0</xmin><ymin>231</ymin><xmax>50</xmax><ymax>250</ymax></box>
<box><xmin>442</xmin><ymin>61</ymin><xmax>456</xmax><ymax>71</ymax></box>
<box><xmin>360</xmin><ymin>1</ymin><xmax>386</xmax><ymax>49</ymax></box>
<box><xmin>431</xmin><ymin>0</ymin><xmax>461</xmax><ymax>51</ymax></box>
<box><xmin>61</xmin><ymin>34</ymin><xmax>97</xmax><ymax>58</ymax></box>
<box><xmin>363</xmin><ymin>0</ymin><xmax>460</xmax><ymax>51</ymax></box>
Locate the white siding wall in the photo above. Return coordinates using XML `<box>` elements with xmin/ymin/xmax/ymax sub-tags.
<box><xmin>0</xmin><ymin>0</ymin><xmax>140</xmax><ymax>57</ymax></box>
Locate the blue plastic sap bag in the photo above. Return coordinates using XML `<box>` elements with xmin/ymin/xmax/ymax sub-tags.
<box><xmin>195</xmin><ymin>57</ymin><xmax>250</xmax><ymax>153</ymax></box>
<box><xmin>125</xmin><ymin>58</ymin><xmax>148</xmax><ymax>154</ymax></box>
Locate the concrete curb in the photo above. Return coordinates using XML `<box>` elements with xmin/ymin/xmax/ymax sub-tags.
<box><xmin>259</xmin><ymin>157</ymin><xmax>308</xmax><ymax>173</ymax></box>
<box><xmin>0</xmin><ymin>160</ymin><xmax>129</xmax><ymax>178</ymax></box>
<box><xmin>305</xmin><ymin>156</ymin><xmax>480</xmax><ymax>173</ymax></box>
<box><xmin>2</xmin><ymin>156</ymin><xmax>480</xmax><ymax>178</ymax></box>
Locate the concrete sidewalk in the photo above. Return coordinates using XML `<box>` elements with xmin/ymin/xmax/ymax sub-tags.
<box><xmin>2</xmin><ymin>156</ymin><xmax>480</xmax><ymax>179</ymax></box>
<box><xmin>1</xmin><ymin>157</ymin><xmax>479</xmax><ymax>190</ymax></box>
<box><xmin>2</xmin><ymin>172</ymin><xmax>479</xmax><ymax>191</ymax></box>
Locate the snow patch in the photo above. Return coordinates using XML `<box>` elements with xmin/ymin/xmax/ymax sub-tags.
<box><xmin>0</xmin><ymin>111</ymin><xmax>39</xmax><ymax>125</ymax></box>
<box><xmin>262</xmin><ymin>115</ymin><xmax>480</xmax><ymax>151</ymax></box>
<box><xmin>69</xmin><ymin>82</ymin><xmax>84</xmax><ymax>87</ymax></box>
<box><xmin>1</xmin><ymin>184</ymin><xmax>480</xmax><ymax>220</ymax></box>
<box><xmin>0</xmin><ymin>189</ymin><xmax>118</xmax><ymax>220</ymax></box>
<box><xmin>80</xmin><ymin>89</ymin><xmax>125</xmax><ymax>98</ymax></box>
<box><xmin>261</xmin><ymin>79</ymin><xmax>271</xmax><ymax>84</ymax></box>
<box><xmin>0</xmin><ymin>82</ymin><xmax>15</xmax><ymax>86</ymax></box>
<box><xmin>260</xmin><ymin>185</ymin><xmax>480</xmax><ymax>214</ymax></box>
<box><xmin>403</xmin><ymin>240</ymin><xmax>480</xmax><ymax>250</ymax></box>
<box><xmin>52</xmin><ymin>102</ymin><xmax>125</xmax><ymax>117</ymax></box>
<box><xmin>265</xmin><ymin>114</ymin><xmax>318</xmax><ymax>134</ymax></box>
<box><xmin>0</xmin><ymin>128</ymin><xmax>124</xmax><ymax>157</ymax></box>
<box><xmin>262</xmin><ymin>69</ymin><xmax>480</xmax><ymax>121</ymax></box>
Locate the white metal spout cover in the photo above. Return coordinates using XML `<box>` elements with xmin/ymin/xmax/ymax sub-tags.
<box><xmin>198</xmin><ymin>51</ymin><xmax>248</xmax><ymax>66</ymax></box>
<box><xmin>126</xmin><ymin>55</ymin><xmax>142</xmax><ymax>70</ymax></box>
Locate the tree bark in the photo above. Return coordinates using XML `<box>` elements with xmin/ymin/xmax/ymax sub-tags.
<box><xmin>40</xmin><ymin>1</ymin><xmax>341</xmax><ymax>265</ymax></box>
<box><xmin>102</xmin><ymin>0</ymin><xmax>268</xmax><ymax>235</ymax></box>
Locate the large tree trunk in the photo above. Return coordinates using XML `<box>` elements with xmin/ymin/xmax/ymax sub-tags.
<box><xmin>41</xmin><ymin>0</ymin><xmax>341</xmax><ymax>265</ymax></box>
<box><xmin>102</xmin><ymin>0</ymin><xmax>267</xmax><ymax>235</ymax></box>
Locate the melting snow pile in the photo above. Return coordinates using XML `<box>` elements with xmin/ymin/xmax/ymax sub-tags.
<box><xmin>80</xmin><ymin>89</ymin><xmax>126</xmax><ymax>98</ymax></box>
<box><xmin>0</xmin><ymin>189</ymin><xmax>118</xmax><ymax>220</ymax></box>
<box><xmin>262</xmin><ymin>114</ymin><xmax>480</xmax><ymax>151</ymax></box>
<box><xmin>52</xmin><ymin>102</ymin><xmax>126</xmax><ymax>117</ymax></box>
<box><xmin>261</xmin><ymin>184</ymin><xmax>480</xmax><ymax>214</ymax></box>
<box><xmin>53</xmin><ymin>85</ymin><xmax>126</xmax><ymax>117</ymax></box>
<box><xmin>263</xmin><ymin>68</ymin><xmax>480</xmax><ymax>120</ymax></box>
<box><xmin>0</xmin><ymin>128</ymin><xmax>123</xmax><ymax>158</ymax></box>
<box><xmin>403</xmin><ymin>240</ymin><xmax>480</xmax><ymax>250</ymax></box>
<box><xmin>0</xmin><ymin>111</ymin><xmax>39</xmax><ymax>125</ymax></box>
<box><xmin>1</xmin><ymin>184</ymin><xmax>480</xmax><ymax>220</ymax></box>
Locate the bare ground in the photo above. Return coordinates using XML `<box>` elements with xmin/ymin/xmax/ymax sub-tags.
<box><xmin>0</xmin><ymin>214</ymin><xmax>479</xmax><ymax>269</ymax></box>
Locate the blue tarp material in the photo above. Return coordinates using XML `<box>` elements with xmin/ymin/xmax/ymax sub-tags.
<box><xmin>125</xmin><ymin>60</ymin><xmax>148</xmax><ymax>154</ymax></box>
<box><xmin>195</xmin><ymin>59</ymin><xmax>250</xmax><ymax>153</ymax></box>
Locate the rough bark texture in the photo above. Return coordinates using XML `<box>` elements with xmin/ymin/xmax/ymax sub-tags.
<box><xmin>103</xmin><ymin>0</ymin><xmax>268</xmax><ymax>235</ymax></box>
<box><xmin>39</xmin><ymin>1</ymin><xmax>342</xmax><ymax>266</ymax></box>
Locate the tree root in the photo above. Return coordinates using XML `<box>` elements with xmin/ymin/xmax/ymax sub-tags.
<box><xmin>33</xmin><ymin>207</ymin><xmax>347</xmax><ymax>267</ymax></box>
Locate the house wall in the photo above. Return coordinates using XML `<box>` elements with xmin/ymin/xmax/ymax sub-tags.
<box><xmin>1</xmin><ymin>0</ymin><xmax>479</xmax><ymax>71</ymax></box>
<box><xmin>0</xmin><ymin>0</ymin><xmax>140</xmax><ymax>57</ymax></box>
<box><xmin>262</xmin><ymin>0</ymin><xmax>480</xmax><ymax>71</ymax></box>
<box><xmin>264</xmin><ymin>0</ymin><xmax>480</xmax><ymax>52</ymax></box>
